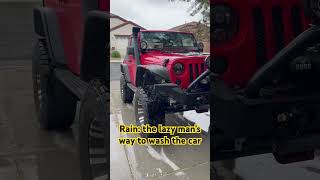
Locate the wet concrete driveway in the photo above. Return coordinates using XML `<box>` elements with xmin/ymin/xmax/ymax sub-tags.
<box><xmin>0</xmin><ymin>2</ymin><xmax>82</xmax><ymax>180</ymax></box>
<box><xmin>0</xmin><ymin>60</ymin><xmax>81</xmax><ymax>180</ymax></box>
<box><xmin>109</xmin><ymin>75</ymin><xmax>211</xmax><ymax>180</ymax></box>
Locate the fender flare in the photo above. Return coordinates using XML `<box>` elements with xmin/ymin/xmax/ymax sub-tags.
<box><xmin>120</xmin><ymin>64</ymin><xmax>131</xmax><ymax>83</ymax></box>
<box><xmin>33</xmin><ymin>7</ymin><xmax>66</xmax><ymax>65</ymax></box>
<box><xmin>136</xmin><ymin>65</ymin><xmax>170</xmax><ymax>87</ymax></box>
<box><xmin>80</xmin><ymin>11</ymin><xmax>109</xmax><ymax>82</ymax></box>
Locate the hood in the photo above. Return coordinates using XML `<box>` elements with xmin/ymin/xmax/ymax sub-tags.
<box><xmin>140</xmin><ymin>51</ymin><xmax>207</xmax><ymax>65</ymax></box>
<box><xmin>140</xmin><ymin>51</ymin><xmax>209</xmax><ymax>89</ymax></box>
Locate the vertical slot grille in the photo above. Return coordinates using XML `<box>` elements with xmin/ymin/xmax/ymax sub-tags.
<box><xmin>252</xmin><ymin>6</ymin><xmax>303</xmax><ymax>67</ymax></box>
<box><xmin>272</xmin><ymin>7</ymin><xmax>285</xmax><ymax>52</ymax></box>
<box><xmin>189</xmin><ymin>64</ymin><xmax>193</xmax><ymax>83</ymax></box>
<box><xmin>195</xmin><ymin>64</ymin><xmax>199</xmax><ymax>77</ymax></box>
<box><xmin>201</xmin><ymin>63</ymin><xmax>204</xmax><ymax>73</ymax></box>
<box><xmin>291</xmin><ymin>6</ymin><xmax>302</xmax><ymax>37</ymax></box>
<box><xmin>189</xmin><ymin>63</ymin><xmax>206</xmax><ymax>83</ymax></box>
<box><xmin>253</xmin><ymin>8</ymin><xmax>267</xmax><ymax>67</ymax></box>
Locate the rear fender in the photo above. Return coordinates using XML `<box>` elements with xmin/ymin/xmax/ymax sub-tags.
<box><xmin>120</xmin><ymin>64</ymin><xmax>131</xmax><ymax>83</ymax></box>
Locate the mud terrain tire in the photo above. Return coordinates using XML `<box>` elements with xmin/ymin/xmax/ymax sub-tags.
<box><xmin>79</xmin><ymin>79</ymin><xmax>109</xmax><ymax>180</ymax></box>
<box><xmin>133</xmin><ymin>87</ymin><xmax>165</xmax><ymax>137</ymax></box>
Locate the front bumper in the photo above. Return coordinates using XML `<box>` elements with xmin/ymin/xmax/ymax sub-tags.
<box><xmin>213</xmin><ymin>133</ymin><xmax>320</xmax><ymax>162</ymax></box>
<box><xmin>212</xmin><ymin>75</ymin><xmax>320</xmax><ymax>137</ymax></box>
<box><xmin>154</xmin><ymin>83</ymin><xmax>209</xmax><ymax>103</ymax></box>
<box><xmin>212</xmin><ymin>74</ymin><xmax>320</xmax><ymax>163</ymax></box>
<box><xmin>153</xmin><ymin>70</ymin><xmax>210</xmax><ymax>112</ymax></box>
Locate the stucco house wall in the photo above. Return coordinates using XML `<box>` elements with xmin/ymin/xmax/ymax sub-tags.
<box><xmin>110</xmin><ymin>24</ymin><xmax>138</xmax><ymax>57</ymax></box>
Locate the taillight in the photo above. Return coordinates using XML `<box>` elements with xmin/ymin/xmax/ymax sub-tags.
<box><xmin>213</xmin><ymin>4</ymin><xmax>238</xmax><ymax>43</ymax></box>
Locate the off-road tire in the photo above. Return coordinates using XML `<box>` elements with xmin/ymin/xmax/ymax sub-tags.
<box><xmin>120</xmin><ymin>73</ymin><xmax>133</xmax><ymax>103</ymax></box>
<box><xmin>79</xmin><ymin>79</ymin><xmax>109</xmax><ymax>180</ymax></box>
<box><xmin>32</xmin><ymin>39</ymin><xmax>77</xmax><ymax>130</ymax></box>
<box><xmin>133</xmin><ymin>87</ymin><xmax>165</xmax><ymax>137</ymax></box>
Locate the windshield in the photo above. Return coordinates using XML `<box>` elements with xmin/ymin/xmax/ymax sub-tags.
<box><xmin>140</xmin><ymin>31</ymin><xmax>198</xmax><ymax>52</ymax></box>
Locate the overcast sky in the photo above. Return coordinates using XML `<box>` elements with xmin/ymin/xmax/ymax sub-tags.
<box><xmin>111</xmin><ymin>0</ymin><xmax>202</xmax><ymax>30</ymax></box>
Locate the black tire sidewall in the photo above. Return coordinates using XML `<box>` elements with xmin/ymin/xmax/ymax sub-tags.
<box><xmin>134</xmin><ymin>87</ymin><xmax>165</xmax><ymax>137</ymax></box>
<box><xmin>79</xmin><ymin>80</ymin><xmax>109</xmax><ymax>180</ymax></box>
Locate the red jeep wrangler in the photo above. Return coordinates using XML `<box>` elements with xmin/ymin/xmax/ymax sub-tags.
<box><xmin>213</xmin><ymin>0</ymin><xmax>320</xmax><ymax>164</ymax></box>
<box><xmin>32</xmin><ymin>0</ymin><xmax>109</xmax><ymax>179</ymax></box>
<box><xmin>120</xmin><ymin>28</ymin><xmax>210</xmax><ymax>134</ymax></box>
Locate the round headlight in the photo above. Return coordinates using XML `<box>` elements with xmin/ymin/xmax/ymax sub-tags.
<box><xmin>174</xmin><ymin>63</ymin><xmax>185</xmax><ymax>75</ymax></box>
<box><xmin>213</xmin><ymin>4</ymin><xmax>238</xmax><ymax>43</ymax></box>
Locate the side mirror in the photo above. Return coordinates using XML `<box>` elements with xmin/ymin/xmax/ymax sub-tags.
<box><xmin>127</xmin><ymin>47</ymin><xmax>134</xmax><ymax>55</ymax></box>
<box><xmin>198</xmin><ymin>42</ymin><xmax>204</xmax><ymax>52</ymax></box>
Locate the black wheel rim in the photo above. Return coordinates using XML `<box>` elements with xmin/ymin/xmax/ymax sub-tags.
<box><xmin>35</xmin><ymin>72</ymin><xmax>44</xmax><ymax>111</ymax></box>
<box><xmin>88</xmin><ymin>117</ymin><xmax>108</xmax><ymax>180</ymax></box>
<box><xmin>33</xmin><ymin>62</ymin><xmax>48</xmax><ymax>119</ymax></box>
<box><xmin>136</xmin><ymin>97</ymin><xmax>145</xmax><ymax>126</ymax></box>
<box><xmin>120</xmin><ymin>84</ymin><xmax>124</xmax><ymax>101</ymax></box>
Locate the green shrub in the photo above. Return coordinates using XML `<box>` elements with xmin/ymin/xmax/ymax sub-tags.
<box><xmin>111</xmin><ymin>51</ymin><xmax>121</xmax><ymax>58</ymax></box>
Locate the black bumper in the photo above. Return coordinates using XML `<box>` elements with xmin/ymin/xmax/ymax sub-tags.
<box><xmin>213</xmin><ymin>133</ymin><xmax>320</xmax><ymax>162</ymax></box>
<box><xmin>213</xmin><ymin>78</ymin><xmax>320</xmax><ymax>138</ymax></box>
<box><xmin>154</xmin><ymin>83</ymin><xmax>209</xmax><ymax>105</ymax></box>
<box><xmin>153</xmin><ymin>70</ymin><xmax>210</xmax><ymax>110</ymax></box>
